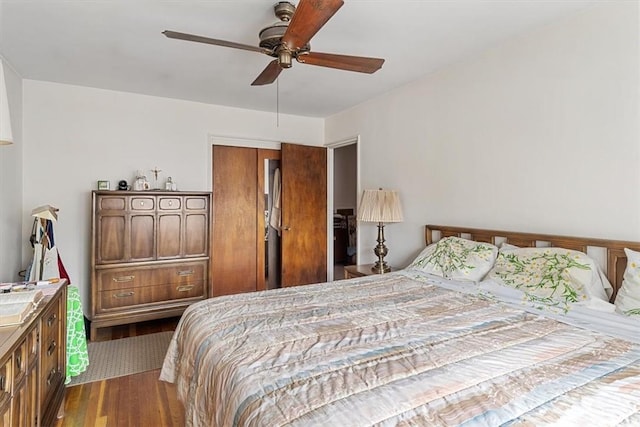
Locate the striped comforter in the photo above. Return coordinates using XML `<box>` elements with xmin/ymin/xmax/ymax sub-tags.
<box><xmin>160</xmin><ymin>272</ymin><xmax>640</xmax><ymax>426</ymax></box>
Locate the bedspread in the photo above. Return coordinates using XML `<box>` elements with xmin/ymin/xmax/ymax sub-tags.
<box><xmin>160</xmin><ymin>272</ymin><xmax>640</xmax><ymax>426</ymax></box>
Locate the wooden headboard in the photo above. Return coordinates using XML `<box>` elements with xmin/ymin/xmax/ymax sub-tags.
<box><xmin>425</xmin><ymin>224</ymin><xmax>640</xmax><ymax>303</ymax></box>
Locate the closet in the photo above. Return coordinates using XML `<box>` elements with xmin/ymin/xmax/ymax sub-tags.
<box><xmin>211</xmin><ymin>143</ymin><xmax>326</xmax><ymax>296</ymax></box>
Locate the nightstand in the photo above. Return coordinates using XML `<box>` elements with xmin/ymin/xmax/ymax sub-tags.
<box><xmin>344</xmin><ymin>264</ymin><xmax>397</xmax><ymax>279</ymax></box>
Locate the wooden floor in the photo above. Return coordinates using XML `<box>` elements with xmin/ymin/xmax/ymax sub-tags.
<box><xmin>55</xmin><ymin>317</ymin><xmax>185</xmax><ymax>427</ymax></box>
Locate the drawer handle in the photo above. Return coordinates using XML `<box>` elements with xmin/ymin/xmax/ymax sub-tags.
<box><xmin>113</xmin><ymin>275</ymin><xmax>135</xmax><ymax>283</ymax></box>
<box><xmin>0</xmin><ymin>375</ymin><xmax>4</xmax><ymax>392</ymax></box>
<box><xmin>47</xmin><ymin>368</ymin><xmax>57</xmax><ymax>386</ymax></box>
<box><xmin>176</xmin><ymin>285</ymin><xmax>194</xmax><ymax>292</ymax></box>
<box><xmin>114</xmin><ymin>291</ymin><xmax>135</xmax><ymax>298</ymax></box>
<box><xmin>15</xmin><ymin>354</ymin><xmax>22</xmax><ymax>369</ymax></box>
<box><xmin>47</xmin><ymin>314</ymin><xmax>57</xmax><ymax>326</ymax></box>
<box><xmin>177</xmin><ymin>270</ymin><xmax>194</xmax><ymax>276</ymax></box>
<box><xmin>47</xmin><ymin>340</ymin><xmax>57</xmax><ymax>357</ymax></box>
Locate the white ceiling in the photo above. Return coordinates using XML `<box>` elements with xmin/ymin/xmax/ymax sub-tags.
<box><xmin>0</xmin><ymin>0</ymin><xmax>600</xmax><ymax>118</ymax></box>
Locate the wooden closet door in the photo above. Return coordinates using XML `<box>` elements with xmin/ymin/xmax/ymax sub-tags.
<box><xmin>211</xmin><ymin>145</ymin><xmax>258</xmax><ymax>296</ymax></box>
<box><xmin>281</xmin><ymin>143</ymin><xmax>327</xmax><ymax>287</ymax></box>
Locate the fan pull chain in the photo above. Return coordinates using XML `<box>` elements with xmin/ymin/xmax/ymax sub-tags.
<box><xmin>276</xmin><ymin>76</ymin><xmax>280</xmax><ymax>127</ymax></box>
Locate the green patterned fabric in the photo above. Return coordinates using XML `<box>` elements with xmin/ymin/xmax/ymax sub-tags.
<box><xmin>66</xmin><ymin>285</ymin><xmax>89</xmax><ymax>383</ymax></box>
<box><xmin>488</xmin><ymin>247</ymin><xmax>610</xmax><ymax>312</ymax></box>
<box><xmin>614</xmin><ymin>248</ymin><xmax>640</xmax><ymax>317</ymax></box>
<box><xmin>407</xmin><ymin>237</ymin><xmax>498</xmax><ymax>281</ymax></box>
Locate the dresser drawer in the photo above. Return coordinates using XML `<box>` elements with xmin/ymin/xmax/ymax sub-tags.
<box><xmin>0</xmin><ymin>354</ymin><xmax>11</xmax><ymax>407</ymax></box>
<box><xmin>41</xmin><ymin>297</ymin><xmax>62</xmax><ymax>343</ymax></box>
<box><xmin>98</xmin><ymin>261</ymin><xmax>207</xmax><ymax>292</ymax></box>
<box><xmin>158</xmin><ymin>197</ymin><xmax>181</xmax><ymax>210</ymax></box>
<box><xmin>12</xmin><ymin>337</ymin><xmax>28</xmax><ymax>387</ymax></box>
<box><xmin>26</xmin><ymin>327</ymin><xmax>38</xmax><ymax>367</ymax></box>
<box><xmin>153</xmin><ymin>263</ymin><xmax>206</xmax><ymax>284</ymax></box>
<box><xmin>185</xmin><ymin>196</ymin><xmax>207</xmax><ymax>211</ymax></box>
<box><xmin>40</xmin><ymin>344</ymin><xmax>63</xmax><ymax>410</ymax></box>
<box><xmin>98</xmin><ymin>281</ymin><xmax>205</xmax><ymax>311</ymax></box>
<box><xmin>97</xmin><ymin>268</ymin><xmax>154</xmax><ymax>291</ymax></box>
<box><xmin>98</xmin><ymin>196</ymin><xmax>126</xmax><ymax>211</ymax></box>
<box><xmin>131</xmin><ymin>197</ymin><xmax>155</xmax><ymax>211</ymax></box>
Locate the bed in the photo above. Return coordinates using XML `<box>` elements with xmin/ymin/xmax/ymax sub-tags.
<box><xmin>160</xmin><ymin>225</ymin><xmax>640</xmax><ymax>426</ymax></box>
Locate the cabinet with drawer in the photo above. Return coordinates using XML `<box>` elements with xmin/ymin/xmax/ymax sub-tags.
<box><xmin>90</xmin><ymin>191</ymin><xmax>211</xmax><ymax>340</ymax></box>
<box><xmin>0</xmin><ymin>283</ymin><xmax>67</xmax><ymax>427</ymax></box>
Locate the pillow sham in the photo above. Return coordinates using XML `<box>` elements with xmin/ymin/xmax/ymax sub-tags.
<box><xmin>487</xmin><ymin>247</ymin><xmax>612</xmax><ymax>311</ymax></box>
<box><xmin>407</xmin><ymin>237</ymin><xmax>498</xmax><ymax>281</ymax></box>
<box><xmin>614</xmin><ymin>248</ymin><xmax>640</xmax><ymax>317</ymax></box>
<box><xmin>499</xmin><ymin>242</ymin><xmax>520</xmax><ymax>251</ymax></box>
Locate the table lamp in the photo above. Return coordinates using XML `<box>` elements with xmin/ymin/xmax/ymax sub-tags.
<box><xmin>357</xmin><ymin>189</ymin><xmax>403</xmax><ymax>273</ymax></box>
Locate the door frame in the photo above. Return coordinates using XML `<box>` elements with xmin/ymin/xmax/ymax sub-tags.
<box><xmin>326</xmin><ymin>135</ymin><xmax>361</xmax><ymax>281</ymax></box>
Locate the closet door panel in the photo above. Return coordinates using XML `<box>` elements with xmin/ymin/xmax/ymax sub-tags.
<box><xmin>281</xmin><ymin>143</ymin><xmax>327</xmax><ymax>287</ymax></box>
<box><xmin>212</xmin><ymin>145</ymin><xmax>258</xmax><ymax>296</ymax></box>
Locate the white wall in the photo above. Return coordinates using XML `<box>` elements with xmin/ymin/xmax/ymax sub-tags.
<box><xmin>22</xmin><ymin>81</ymin><xmax>323</xmax><ymax>310</ymax></box>
<box><xmin>0</xmin><ymin>58</ymin><xmax>23</xmax><ymax>282</ymax></box>
<box><xmin>327</xmin><ymin>1</ymin><xmax>640</xmax><ymax>268</ymax></box>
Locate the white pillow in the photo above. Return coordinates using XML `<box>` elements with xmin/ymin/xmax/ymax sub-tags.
<box><xmin>407</xmin><ymin>237</ymin><xmax>498</xmax><ymax>282</ymax></box>
<box><xmin>488</xmin><ymin>247</ymin><xmax>612</xmax><ymax>311</ymax></box>
<box><xmin>614</xmin><ymin>248</ymin><xmax>640</xmax><ymax>317</ymax></box>
<box><xmin>499</xmin><ymin>242</ymin><xmax>520</xmax><ymax>251</ymax></box>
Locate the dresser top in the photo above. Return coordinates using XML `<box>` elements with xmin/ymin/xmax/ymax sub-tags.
<box><xmin>0</xmin><ymin>281</ymin><xmax>66</xmax><ymax>356</ymax></box>
<box><xmin>93</xmin><ymin>190</ymin><xmax>211</xmax><ymax>196</ymax></box>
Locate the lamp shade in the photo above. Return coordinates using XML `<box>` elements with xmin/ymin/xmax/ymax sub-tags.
<box><xmin>0</xmin><ymin>60</ymin><xmax>13</xmax><ymax>145</ymax></box>
<box><xmin>357</xmin><ymin>189</ymin><xmax>403</xmax><ymax>223</ymax></box>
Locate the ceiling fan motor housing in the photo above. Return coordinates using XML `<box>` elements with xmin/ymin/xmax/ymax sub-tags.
<box><xmin>274</xmin><ymin>2</ymin><xmax>295</xmax><ymax>21</ymax></box>
<box><xmin>259</xmin><ymin>22</ymin><xmax>289</xmax><ymax>51</ymax></box>
<box><xmin>259</xmin><ymin>1</ymin><xmax>310</xmax><ymax>64</ymax></box>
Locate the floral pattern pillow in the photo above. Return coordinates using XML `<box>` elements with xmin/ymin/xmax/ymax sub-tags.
<box><xmin>614</xmin><ymin>248</ymin><xmax>640</xmax><ymax>317</ymax></box>
<box><xmin>488</xmin><ymin>247</ymin><xmax>611</xmax><ymax>311</ymax></box>
<box><xmin>408</xmin><ymin>237</ymin><xmax>498</xmax><ymax>281</ymax></box>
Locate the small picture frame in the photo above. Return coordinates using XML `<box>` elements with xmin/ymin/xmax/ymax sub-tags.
<box><xmin>97</xmin><ymin>180</ymin><xmax>110</xmax><ymax>190</ymax></box>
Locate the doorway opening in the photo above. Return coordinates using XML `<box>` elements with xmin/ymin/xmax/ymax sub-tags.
<box><xmin>330</xmin><ymin>139</ymin><xmax>358</xmax><ymax>281</ymax></box>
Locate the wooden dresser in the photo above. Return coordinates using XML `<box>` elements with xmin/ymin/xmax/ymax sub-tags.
<box><xmin>90</xmin><ymin>191</ymin><xmax>211</xmax><ymax>340</ymax></box>
<box><xmin>0</xmin><ymin>283</ymin><xmax>67</xmax><ymax>427</ymax></box>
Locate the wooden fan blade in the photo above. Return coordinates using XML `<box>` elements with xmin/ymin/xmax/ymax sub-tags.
<box><xmin>251</xmin><ymin>60</ymin><xmax>283</xmax><ymax>86</ymax></box>
<box><xmin>282</xmin><ymin>0</ymin><xmax>344</xmax><ymax>51</ymax></box>
<box><xmin>163</xmin><ymin>30</ymin><xmax>269</xmax><ymax>54</ymax></box>
<box><xmin>297</xmin><ymin>52</ymin><xmax>384</xmax><ymax>74</ymax></box>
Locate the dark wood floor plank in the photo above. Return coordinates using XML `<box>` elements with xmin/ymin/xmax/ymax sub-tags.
<box><xmin>56</xmin><ymin>317</ymin><xmax>184</xmax><ymax>426</ymax></box>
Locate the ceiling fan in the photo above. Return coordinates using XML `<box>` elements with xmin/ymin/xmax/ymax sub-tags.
<box><xmin>163</xmin><ymin>0</ymin><xmax>385</xmax><ymax>86</ymax></box>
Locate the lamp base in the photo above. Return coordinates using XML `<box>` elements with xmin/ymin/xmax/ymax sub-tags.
<box><xmin>371</xmin><ymin>261</ymin><xmax>390</xmax><ymax>274</ymax></box>
<box><xmin>371</xmin><ymin>222</ymin><xmax>390</xmax><ymax>274</ymax></box>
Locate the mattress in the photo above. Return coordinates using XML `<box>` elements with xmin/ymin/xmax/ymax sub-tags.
<box><xmin>160</xmin><ymin>271</ymin><xmax>640</xmax><ymax>426</ymax></box>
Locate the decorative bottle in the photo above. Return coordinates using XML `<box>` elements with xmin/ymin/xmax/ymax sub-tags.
<box><xmin>134</xmin><ymin>170</ymin><xmax>148</xmax><ymax>191</ymax></box>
